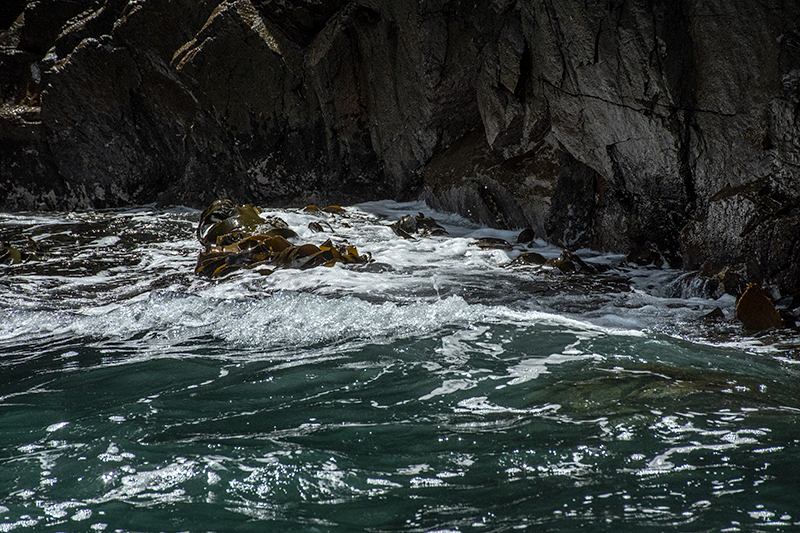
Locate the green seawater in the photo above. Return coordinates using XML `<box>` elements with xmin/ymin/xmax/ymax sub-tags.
<box><xmin>1</xmin><ymin>203</ymin><xmax>799</xmax><ymax>532</ymax></box>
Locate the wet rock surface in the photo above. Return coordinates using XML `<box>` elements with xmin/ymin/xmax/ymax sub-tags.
<box><xmin>1</xmin><ymin>0</ymin><xmax>799</xmax><ymax>303</ymax></box>
<box><xmin>389</xmin><ymin>213</ymin><xmax>447</xmax><ymax>239</ymax></box>
<box><xmin>735</xmin><ymin>284</ymin><xmax>784</xmax><ymax>332</ymax></box>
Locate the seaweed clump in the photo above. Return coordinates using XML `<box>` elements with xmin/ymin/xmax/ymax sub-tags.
<box><xmin>195</xmin><ymin>200</ymin><xmax>370</xmax><ymax>279</ymax></box>
<box><xmin>1</xmin><ymin>240</ymin><xmax>36</xmax><ymax>265</ymax></box>
<box><xmin>390</xmin><ymin>213</ymin><xmax>448</xmax><ymax>239</ymax></box>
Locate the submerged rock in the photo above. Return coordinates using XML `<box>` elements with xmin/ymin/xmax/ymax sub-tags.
<box><xmin>545</xmin><ymin>250</ymin><xmax>598</xmax><ymax>275</ymax></box>
<box><xmin>516</xmin><ymin>228</ymin><xmax>536</xmax><ymax>245</ymax></box>
<box><xmin>525</xmin><ymin>361</ymin><xmax>773</xmax><ymax>414</ymax></box>
<box><xmin>735</xmin><ymin>284</ymin><xmax>783</xmax><ymax>331</ymax></box>
<box><xmin>508</xmin><ymin>251</ymin><xmax>547</xmax><ymax>267</ymax></box>
<box><xmin>779</xmin><ymin>310</ymin><xmax>798</xmax><ymax>329</ymax></box>
<box><xmin>701</xmin><ymin>307</ymin><xmax>726</xmax><ymax>322</ymax></box>
<box><xmin>625</xmin><ymin>243</ymin><xmax>665</xmax><ymax>268</ymax></box>
<box><xmin>505</xmin><ymin>248</ymin><xmax>610</xmax><ymax>276</ymax></box>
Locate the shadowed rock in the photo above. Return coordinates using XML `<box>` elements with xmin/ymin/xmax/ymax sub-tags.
<box><xmin>735</xmin><ymin>284</ymin><xmax>783</xmax><ymax>331</ymax></box>
<box><xmin>389</xmin><ymin>213</ymin><xmax>447</xmax><ymax>239</ymax></box>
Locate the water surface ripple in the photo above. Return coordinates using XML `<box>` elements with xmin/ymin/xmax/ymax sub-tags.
<box><xmin>1</xmin><ymin>202</ymin><xmax>799</xmax><ymax>532</ymax></box>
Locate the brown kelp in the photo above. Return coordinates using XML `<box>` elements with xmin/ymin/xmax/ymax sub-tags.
<box><xmin>1</xmin><ymin>242</ymin><xmax>30</xmax><ymax>265</ymax></box>
<box><xmin>195</xmin><ymin>200</ymin><xmax>370</xmax><ymax>279</ymax></box>
<box><xmin>197</xmin><ymin>199</ymin><xmax>297</xmax><ymax>248</ymax></box>
<box><xmin>1</xmin><ymin>238</ymin><xmax>36</xmax><ymax>265</ymax></box>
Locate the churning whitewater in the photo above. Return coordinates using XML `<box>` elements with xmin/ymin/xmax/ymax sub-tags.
<box><xmin>0</xmin><ymin>201</ymin><xmax>798</xmax><ymax>532</ymax></box>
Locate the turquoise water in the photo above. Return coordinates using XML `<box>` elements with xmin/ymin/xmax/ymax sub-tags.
<box><xmin>1</xmin><ymin>203</ymin><xmax>799</xmax><ymax>532</ymax></box>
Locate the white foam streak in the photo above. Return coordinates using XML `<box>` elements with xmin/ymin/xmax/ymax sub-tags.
<box><xmin>505</xmin><ymin>353</ymin><xmax>598</xmax><ymax>386</ymax></box>
<box><xmin>1</xmin><ymin>286</ymin><xmax>652</xmax><ymax>359</ymax></box>
<box><xmin>0</xmin><ymin>201</ymin><xmax>793</xmax><ymax>359</ymax></box>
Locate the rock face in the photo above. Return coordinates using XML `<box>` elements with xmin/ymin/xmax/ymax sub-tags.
<box><xmin>1</xmin><ymin>0</ymin><xmax>799</xmax><ymax>302</ymax></box>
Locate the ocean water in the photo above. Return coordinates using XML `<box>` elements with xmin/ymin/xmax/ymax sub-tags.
<box><xmin>1</xmin><ymin>200</ymin><xmax>799</xmax><ymax>532</ymax></box>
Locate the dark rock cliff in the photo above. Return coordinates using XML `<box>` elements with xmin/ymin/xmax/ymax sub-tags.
<box><xmin>1</xmin><ymin>0</ymin><xmax>799</xmax><ymax>301</ymax></box>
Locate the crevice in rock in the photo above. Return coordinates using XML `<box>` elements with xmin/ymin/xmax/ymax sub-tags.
<box><xmin>540</xmin><ymin>0</ymin><xmax>570</xmax><ymax>89</ymax></box>
<box><xmin>679</xmin><ymin>109</ymin><xmax>697</xmax><ymax>215</ymax></box>
<box><xmin>544</xmin><ymin>77</ymin><xmax>735</xmax><ymax>119</ymax></box>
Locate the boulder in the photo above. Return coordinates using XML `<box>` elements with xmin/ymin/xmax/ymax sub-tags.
<box><xmin>508</xmin><ymin>251</ymin><xmax>547</xmax><ymax>267</ymax></box>
<box><xmin>545</xmin><ymin>250</ymin><xmax>597</xmax><ymax>275</ymax></box>
<box><xmin>735</xmin><ymin>284</ymin><xmax>783</xmax><ymax>331</ymax></box>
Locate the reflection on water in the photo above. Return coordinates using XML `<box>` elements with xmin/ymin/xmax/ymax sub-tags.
<box><xmin>0</xmin><ymin>202</ymin><xmax>799</xmax><ymax>531</ymax></box>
